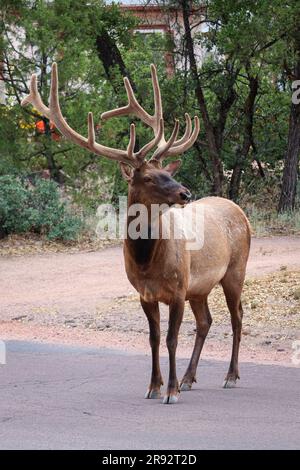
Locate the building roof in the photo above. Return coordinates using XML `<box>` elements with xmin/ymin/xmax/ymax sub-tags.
<box><xmin>106</xmin><ymin>1</ymin><xmax>157</xmax><ymax>5</ymax></box>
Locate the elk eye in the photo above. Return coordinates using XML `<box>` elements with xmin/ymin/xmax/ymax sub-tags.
<box><xmin>143</xmin><ymin>176</ymin><xmax>152</xmax><ymax>183</ymax></box>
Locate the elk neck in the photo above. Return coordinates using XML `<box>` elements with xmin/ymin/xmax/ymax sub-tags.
<box><xmin>124</xmin><ymin>189</ymin><xmax>165</xmax><ymax>268</ymax></box>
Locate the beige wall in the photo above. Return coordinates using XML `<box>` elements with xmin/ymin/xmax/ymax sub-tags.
<box><xmin>121</xmin><ymin>5</ymin><xmax>208</xmax><ymax>74</ymax></box>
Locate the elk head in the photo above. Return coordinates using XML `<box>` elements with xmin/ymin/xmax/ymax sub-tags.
<box><xmin>21</xmin><ymin>63</ymin><xmax>199</xmax><ymax>207</ymax></box>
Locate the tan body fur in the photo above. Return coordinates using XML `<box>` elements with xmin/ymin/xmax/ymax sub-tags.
<box><xmin>125</xmin><ymin>197</ymin><xmax>250</xmax><ymax>305</ymax></box>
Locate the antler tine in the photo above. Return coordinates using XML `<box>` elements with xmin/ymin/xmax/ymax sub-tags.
<box><xmin>172</xmin><ymin>113</ymin><xmax>192</xmax><ymax>148</ymax></box>
<box><xmin>88</xmin><ymin>112</ymin><xmax>96</xmax><ymax>147</ymax></box>
<box><xmin>165</xmin><ymin>116</ymin><xmax>200</xmax><ymax>158</ymax></box>
<box><xmin>150</xmin><ymin>64</ymin><xmax>163</xmax><ymax>132</ymax></box>
<box><xmin>149</xmin><ymin>66</ymin><xmax>200</xmax><ymax>160</ymax></box>
<box><xmin>152</xmin><ymin>120</ymin><xmax>180</xmax><ymax>161</ymax></box>
<box><xmin>127</xmin><ymin>123</ymin><xmax>136</xmax><ymax>159</ymax></box>
<box><xmin>49</xmin><ymin>62</ymin><xmax>90</xmax><ymax>148</ymax></box>
<box><xmin>101</xmin><ymin>77</ymin><xmax>153</xmax><ymax>127</ymax></box>
<box><xmin>136</xmin><ymin>118</ymin><xmax>164</xmax><ymax>162</ymax></box>
<box><xmin>22</xmin><ymin>62</ymin><xmax>139</xmax><ymax>167</ymax></box>
<box><xmin>101</xmin><ymin>64</ymin><xmax>163</xmax><ymax>139</ymax></box>
<box><xmin>21</xmin><ymin>74</ymin><xmax>50</xmax><ymax>118</ymax></box>
<box><xmin>100</xmin><ymin>64</ymin><xmax>200</xmax><ymax>163</ymax></box>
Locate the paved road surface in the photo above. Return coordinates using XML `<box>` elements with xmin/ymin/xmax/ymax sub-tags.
<box><xmin>0</xmin><ymin>341</ymin><xmax>299</xmax><ymax>450</ymax></box>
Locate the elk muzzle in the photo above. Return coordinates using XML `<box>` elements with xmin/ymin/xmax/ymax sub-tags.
<box><xmin>179</xmin><ymin>189</ymin><xmax>192</xmax><ymax>202</ymax></box>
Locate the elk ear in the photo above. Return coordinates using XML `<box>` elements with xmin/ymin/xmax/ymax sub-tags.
<box><xmin>164</xmin><ymin>159</ymin><xmax>182</xmax><ymax>176</ymax></box>
<box><xmin>119</xmin><ymin>162</ymin><xmax>133</xmax><ymax>182</ymax></box>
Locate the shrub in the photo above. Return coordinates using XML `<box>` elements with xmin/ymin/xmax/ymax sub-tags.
<box><xmin>0</xmin><ymin>175</ymin><xmax>31</xmax><ymax>234</ymax></box>
<box><xmin>0</xmin><ymin>175</ymin><xmax>83</xmax><ymax>241</ymax></box>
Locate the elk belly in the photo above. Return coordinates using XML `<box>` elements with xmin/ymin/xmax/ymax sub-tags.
<box><xmin>187</xmin><ymin>264</ymin><xmax>228</xmax><ymax>298</ymax></box>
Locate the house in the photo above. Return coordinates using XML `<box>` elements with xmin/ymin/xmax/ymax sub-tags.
<box><xmin>0</xmin><ymin>1</ymin><xmax>207</xmax><ymax>104</ymax></box>
<box><xmin>108</xmin><ymin>1</ymin><xmax>208</xmax><ymax>75</ymax></box>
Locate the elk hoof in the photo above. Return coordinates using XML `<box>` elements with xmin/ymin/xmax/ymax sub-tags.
<box><xmin>162</xmin><ymin>394</ymin><xmax>179</xmax><ymax>404</ymax></box>
<box><xmin>222</xmin><ymin>378</ymin><xmax>237</xmax><ymax>388</ymax></box>
<box><xmin>180</xmin><ymin>382</ymin><xmax>192</xmax><ymax>391</ymax></box>
<box><xmin>144</xmin><ymin>389</ymin><xmax>161</xmax><ymax>399</ymax></box>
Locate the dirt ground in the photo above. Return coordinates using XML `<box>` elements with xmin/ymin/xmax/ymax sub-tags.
<box><xmin>0</xmin><ymin>236</ymin><xmax>299</xmax><ymax>366</ymax></box>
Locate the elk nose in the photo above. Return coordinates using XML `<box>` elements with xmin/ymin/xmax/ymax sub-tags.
<box><xmin>180</xmin><ymin>189</ymin><xmax>192</xmax><ymax>202</ymax></box>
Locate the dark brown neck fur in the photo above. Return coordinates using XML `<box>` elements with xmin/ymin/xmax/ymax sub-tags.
<box><xmin>125</xmin><ymin>191</ymin><xmax>161</xmax><ymax>267</ymax></box>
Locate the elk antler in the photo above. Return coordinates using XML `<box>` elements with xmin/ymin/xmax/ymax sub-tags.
<box><xmin>101</xmin><ymin>64</ymin><xmax>200</xmax><ymax>163</ymax></box>
<box><xmin>21</xmin><ymin>63</ymin><xmax>142</xmax><ymax>167</ymax></box>
<box><xmin>21</xmin><ymin>63</ymin><xmax>199</xmax><ymax>167</ymax></box>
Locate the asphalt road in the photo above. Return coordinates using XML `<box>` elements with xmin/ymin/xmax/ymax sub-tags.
<box><xmin>0</xmin><ymin>341</ymin><xmax>299</xmax><ymax>450</ymax></box>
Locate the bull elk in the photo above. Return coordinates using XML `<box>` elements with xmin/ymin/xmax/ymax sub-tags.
<box><xmin>22</xmin><ymin>63</ymin><xmax>251</xmax><ymax>404</ymax></box>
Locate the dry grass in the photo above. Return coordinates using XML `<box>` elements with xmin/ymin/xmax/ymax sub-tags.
<box><xmin>0</xmin><ymin>233</ymin><xmax>120</xmax><ymax>257</ymax></box>
<box><xmin>191</xmin><ymin>271</ymin><xmax>300</xmax><ymax>332</ymax></box>
<box><xmin>246</xmin><ymin>207</ymin><xmax>300</xmax><ymax>237</ymax></box>
<box><xmin>90</xmin><ymin>271</ymin><xmax>300</xmax><ymax>340</ymax></box>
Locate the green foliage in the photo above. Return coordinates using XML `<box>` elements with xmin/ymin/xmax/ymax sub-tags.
<box><xmin>0</xmin><ymin>0</ymin><xmax>136</xmax><ymax>185</ymax></box>
<box><xmin>0</xmin><ymin>175</ymin><xmax>31</xmax><ymax>234</ymax></box>
<box><xmin>0</xmin><ymin>176</ymin><xmax>83</xmax><ymax>241</ymax></box>
<box><xmin>0</xmin><ymin>0</ymin><xmax>299</xmax><ymax>214</ymax></box>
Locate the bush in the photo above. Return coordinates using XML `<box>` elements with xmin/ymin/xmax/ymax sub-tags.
<box><xmin>0</xmin><ymin>175</ymin><xmax>31</xmax><ymax>234</ymax></box>
<box><xmin>0</xmin><ymin>175</ymin><xmax>83</xmax><ymax>241</ymax></box>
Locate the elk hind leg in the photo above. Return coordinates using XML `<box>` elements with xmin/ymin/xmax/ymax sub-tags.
<box><xmin>221</xmin><ymin>270</ymin><xmax>244</xmax><ymax>388</ymax></box>
<box><xmin>180</xmin><ymin>297</ymin><xmax>212</xmax><ymax>391</ymax></box>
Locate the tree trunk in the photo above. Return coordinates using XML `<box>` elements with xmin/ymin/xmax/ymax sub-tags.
<box><xmin>95</xmin><ymin>30</ymin><xmax>137</xmax><ymax>95</ymax></box>
<box><xmin>194</xmin><ymin>141</ymin><xmax>212</xmax><ymax>183</ymax></box>
<box><xmin>229</xmin><ymin>75</ymin><xmax>258</xmax><ymax>201</ymax></box>
<box><xmin>44</xmin><ymin>119</ymin><xmax>61</xmax><ymax>182</ymax></box>
<box><xmin>229</xmin><ymin>165</ymin><xmax>243</xmax><ymax>202</ymax></box>
<box><xmin>0</xmin><ymin>225</ymin><xmax>7</xmax><ymax>239</ymax></box>
<box><xmin>278</xmin><ymin>58</ymin><xmax>300</xmax><ymax>212</ymax></box>
<box><xmin>181</xmin><ymin>0</ymin><xmax>223</xmax><ymax>195</ymax></box>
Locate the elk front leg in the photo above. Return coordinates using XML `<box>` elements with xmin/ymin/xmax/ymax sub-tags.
<box><xmin>163</xmin><ymin>298</ymin><xmax>185</xmax><ymax>404</ymax></box>
<box><xmin>140</xmin><ymin>298</ymin><xmax>163</xmax><ymax>399</ymax></box>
